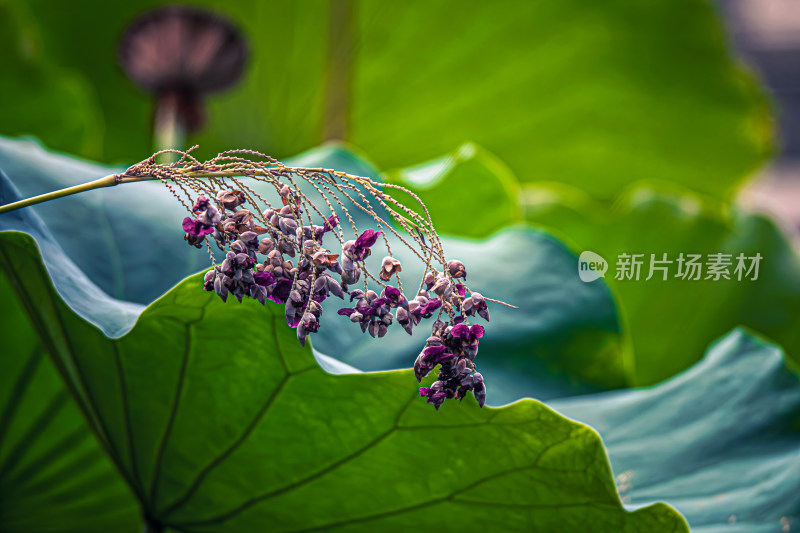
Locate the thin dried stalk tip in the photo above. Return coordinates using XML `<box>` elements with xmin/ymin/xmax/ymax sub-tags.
<box><xmin>124</xmin><ymin>148</ymin><xmax>514</xmax><ymax>410</ymax></box>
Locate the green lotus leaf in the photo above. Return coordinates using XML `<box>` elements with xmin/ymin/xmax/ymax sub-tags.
<box><xmin>0</xmin><ymin>267</ymin><xmax>139</xmax><ymax>532</ymax></box>
<box><xmin>0</xmin><ymin>230</ymin><xmax>687</xmax><ymax>532</ymax></box>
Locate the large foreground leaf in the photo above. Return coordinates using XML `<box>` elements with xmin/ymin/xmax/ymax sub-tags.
<box><xmin>0</xmin><ymin>136</ymin><xmax>627</xmax><ymax>398</ymax></box>
<box><xmin>0</xmin><ymin>273</ymin><xmax>138</xmax><ymax>531</ymax></box>
<box><xmin>553</xmin><ymin>329</ymin><xmax>800</xmax><ymax>533</ymax></box>
<box><xmin>0</xmin><ymin>230</ymin><xmax>687</xmax><ymax>532</ymax></box>
<box><xmin>4</xmin><ymin>0</ymin><xmax>770</xmax><ymax>199</ymax></box>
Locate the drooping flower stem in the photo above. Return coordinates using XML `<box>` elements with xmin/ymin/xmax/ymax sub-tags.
<box><xmin>0</xmin><ymin>147</ymin><xmax>518</xmax><ymax>410</ymax></box>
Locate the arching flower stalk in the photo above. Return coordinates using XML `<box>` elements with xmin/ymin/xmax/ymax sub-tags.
<box><xmin>0</xmin><ymin>146</ymin><xmax>517</xmax><ymax>410</ymax></box>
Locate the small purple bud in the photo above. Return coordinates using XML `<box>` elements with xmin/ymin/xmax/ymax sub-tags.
<box><xmin>297</xmin><ymin>324</ymin><xmax>307</xmax><ymax>346</ymax></box>
<box><xmin>396</xmin><ymin>307</ymin><xmax>413</xmax><ymax>335</ymax></box>
<box><xmin>213</xmin><ymin>275</ymin><xmax>228</xmax><ymax>302</ymax></box>
<box><xmin>340</xmin><ymin>253</ymin><xmax>355</xmax><ymax>272</ymax></box>
<box><xmin>423</xmin><ymin>345</ymin><xmax>448</xmax><ymax>359</ymax></box>
<box><xmin>425</xmin><ymin>335</ymin><xmax>443</xmax><ymax>347</ymax></box>
<box><xmin>368</xmin><ymin>320</ymin><xmax>379</xmax><ymax>338</ymax></box>
<box><xmin>447</xmin><ymin>260</ymin><xmax>467</xmax><ymax>279</ymax></box>
<box><xmin>327</xmin><ymin>278</ymin><xmax>344</xmax><ymax>299</ymax></box>
<box><xmin>254</xmin><ymin>271</ymin><xmax>276</xmax><ymax>288</ymax></box>
<box><xmin>285</xmin><ymin>301</ymin><xmax>299</xmax><ymax>328</ymax></box>
<box><xmin>324</xmin><ymin>214</ymin><xmax>339</xmax><ymax>232</ymax></box>
<box><xmin>302</xmin><ymin>312</ymin><xmax>320</xmax><ymax>333</ymax></box>
<box><xmin>313</xmin><ymin>275</ymin><xmax>329</xmax><ymax>293</ymax></box>
<box><xmin>258</xmin><ymin>238</ymin><xmax>275</xmax><ymax>255</ymax></box>
<box><xmin>474</xmin><ymin>380</ymin><xmax>486</xmax><ymax>407</ymax></box>
<box><xmin>203</xmin><ymin>270</ymin><xmax>215</xmax><ymax>291</ymax></box>
<box><xmin>341</xmin><ymin>265</ymin><xmax>361</xmax><ymax>285</ymax></box>
<box><xmin>349</xmin><ymin>289</ymin><xmax>365</xmax><ymax>301</ymax></box>
<box><xmin>379</xmin><ymin>256</ymin><xmax>402</xmax><ymax>281</ymax></box>
<box><xmin>414</xmin><ymin>354</ymin><xmax>433</xmax><ymax>382</ymax></box>
<box><xmin>279</xmin><ymin>217</ymin><xmax>298</xmax><ymax>235</ymax></box>
<box><xmin>470</xmin><ymin>292</ymin><xmax>490</xmax><ymax>322</ymax></box>
<box><xmin>192</xmin><ymin>196</ymin><xmax>211</xmax><ymax>212</ymax></box>
<box><xmin>430</xmin><ymin>274</ymin><xmax>451</xmax><ymax>297</ymax></box>
<box><xmin>289</xmin><ymin>290</ymin><xmax>305</xmax><ymax>306</ymax></box>
<box><xmin>215</xmin><ymin>189</ymin><xmax>246</xmax><ymax>210</ymax></box>
<box><xmin>230</xmin><ymin>240</ymin><xmax>247</xmax><ymax>254</ymax></box>
<box><xmin>240</xmin><ymin>231</ymin><xmax>259</xmax><ymax>249</ymax></box>
<box><xmin>250</xmin><ymin>284</ymin><xmax>267</xmax><ymax>305</ymax></box>
<box><xmin>429</xmin><ymin>392</ymin><xmax>447</xmax><ymax>410</ymax></box>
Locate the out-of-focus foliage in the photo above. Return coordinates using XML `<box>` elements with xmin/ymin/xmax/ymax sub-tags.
<box><xmin>526</xmin><ymin>182</ymin><xmax>800</xmax><ymax>385</ymax></box>
<box><xmin>554</xmin><ymin>328</ymin><xmax>800</xmax><ymax>533</ymax></box>
<box><xmin>383</xmin><ymin>143</ymin><xmax>523</xmax><ymax>238</ymax></box>
<box><xmin>0</xmin><ymin>0</ymin><xmax>771</xmax><ymax>198</ymax></box>
<box><xmin>0</xmin><ymin>2</ymin><xmax>104</xmax><ymax>159</ymax></box>
<box><xmin>0</xmin><ymin>231</ymin><xmax>689</xmax><ymax>532</ymax></box>
<box><xmin>391</xmin><ymin>144</ymin><xmax>800</xmax><ymax>385</ymax></box>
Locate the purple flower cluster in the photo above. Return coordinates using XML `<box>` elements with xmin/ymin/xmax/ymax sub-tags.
<box><xmin>462</xmin><ymin>292</ymin><xmax>489</xmax><ymax>321</ymax></box>
<box><xmin>183</xmin><ymin>196</ymin><xmax>221</xmax><ymax>247</ymax></box>
<box><xmin>416</xmin><ymin>321</ymin><xmax>487</xmax><ymax>410</ymax></box>
<box><xmin>338</xmin><ymin>228</ymin><xmax>381</xmax><ymax>285</ymax></box>
<box><xmin>336</xmin><ymin>285</ymin><xmax>407</xmax><ymax>338</ymax></box>
<box><xmin>334</xmin><ymin>253</ymin><xmax>490</xmax><ymax>408</ymax></box>
<box><xmin>194</xmin><ymin>189</ymin><xmax>385</xmax><ymax>347</ymax></box>
<box><xmin>185</xmin><ymin>187</ymin><xmax>495</xmax><ymax>410</ymax></box>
